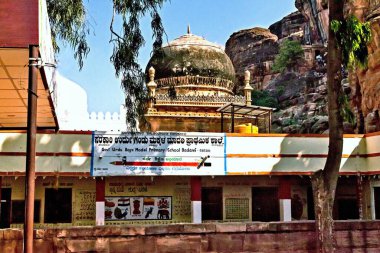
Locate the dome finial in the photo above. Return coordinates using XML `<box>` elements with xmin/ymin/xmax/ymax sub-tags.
<box><xmin>148</xmin><ymin>66</ymin><xmax>156</xmax><ymax>82</ymax></box>
<box><xmin>244</xmin><ymin>70</ymin><xmax>250</xmax><ymax>83</ymax></box>
<box><xmin>187</xmin><ymin>24</ymin><xmax>191</xmax><ymax>34</ymax></box>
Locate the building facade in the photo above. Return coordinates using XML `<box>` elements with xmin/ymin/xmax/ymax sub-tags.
<box><xmin>1</xmin><ymin>7</ymin><xmax>380</xmax><ymax>230</ymax></box>
<box><xmin>1</xmin><ymin>131</ymin><xmax>380</xmax><ymax>228</ymax></box>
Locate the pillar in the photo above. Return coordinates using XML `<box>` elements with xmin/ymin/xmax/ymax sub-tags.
<box><xmin>147</xmin><ymin>67</ymin><xmax>157</xmax><ymax>112</ymax></box>
<box><xmin>191</xmin><ymin>176</ymin><xmax>202</xmax><ymax>223</ymax></box>
<box><xmin>243</xmin><ymin>70</ymin><xmax>253</xmax><ymax>106</ymax></box>
<box><xmin>24</xmin><ymin>45</ymin><xmax>39</xmax><ymax>253</ymax></box>
<box><xmin>96</xmin><ymin>177</ymin><xmax>105</xmax><ymax>226</ymax></box>
<box><xmin>278</xmin><ymin>177</ymin><xmax>292</xmax><ymax>221</ymax></box>
<box><xmin>356</xmin><ymin>175</ymin><xmax>364</xmax><ymax>219</ymax></box>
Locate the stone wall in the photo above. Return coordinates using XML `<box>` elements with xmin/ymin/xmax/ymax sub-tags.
<box><xmin>1</xmin><ymin>221</ymin><xmax>380</xmax><ymax>252</ymax></box>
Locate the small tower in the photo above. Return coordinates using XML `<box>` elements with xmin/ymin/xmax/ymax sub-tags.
<box><xmin>243</xmin><ymin>70</ymin><xmax>253</xmax><ymax>106</ymax></box>
<box><xmin>147</xmin><ymin>66</ymin><xmax>157</xmax><ymax>112</ymax></box>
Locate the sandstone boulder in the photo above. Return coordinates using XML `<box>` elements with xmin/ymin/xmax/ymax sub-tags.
<box><xmin>225</xmin><ymin>27</ymin><xmax>279</xmax><ymax>92</ymax></box>
<box><xmin>269</xmin><ymin>11</ymin><xmax>305</xmax><ymax>41</ymax></box>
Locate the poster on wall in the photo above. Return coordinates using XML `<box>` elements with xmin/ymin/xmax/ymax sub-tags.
<box><xmin>104</xmin><ymin>196</ymin><xmax>172</xmax><ymax>221</ymax></box>
<box><xmin>291</xmin><ymin>186</ymin><xmax>308</xmax><ymax>220</ymax></box>
<box><xmin>91</xmin><ymin>132</ymin><xmax>226</xmax><ymax>176</ymax></box>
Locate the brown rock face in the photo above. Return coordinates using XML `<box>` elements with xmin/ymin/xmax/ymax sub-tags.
<box><xmin>348</xmin><ymin>2</ymin><xmax>380</xmax><ymax>133</ymax></box>
<box><xmin>225</xmin><ymin>9</ymin><xmax>330</xmax><ymax>134</ymax></box>
<box><xmin>225</xmin><ymin>0</ymin><xmax>380</xmax><ymax>134</ymax></box>
<box><xmin>225</xmin><ymin>27</ymin><xmax>279</xmax><ymax>93</ymax></box>
<box><xmin>295</xmin><ymin>0</ymin><xmax>329</xmax><ymax>45</ymax></box>
<box><xmin>295</xmin><ymin>0</ymin><xmax>380</xmax><ymax>133</ymax></box>
<box><xmin>268</xmin><ymin>72</ymin><xmax>331</xmax><ymax>134</ymax></box>
<box><xmin>269</xmin><ymin>11</ymin><xmax>305</xmax><ymax>41</ymax></box>
<box><xmin>225</xmin><ymin>11</ymin><xmax>308</xmax><ymax>93</ymax></box>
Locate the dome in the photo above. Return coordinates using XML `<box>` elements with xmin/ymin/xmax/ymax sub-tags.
<box><xmin>146</xmin><ymin>30</ymin><xmax>236</xmax><ymax>82</ymax></box>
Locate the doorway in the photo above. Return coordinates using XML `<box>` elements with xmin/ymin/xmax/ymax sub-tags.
<box><xmin>374</xmin><ymin>187</ymin><xmax>380</xmax><ymax>219</ymax></box>
<box><xmin>334</xmin><ymin>198</ymin><xmax>359</xmax><ymax>220</ymax></box>
<box><xmin>307</xmin><ymin>186</ymin><xmax>315</xmax><ymax>220</ymax></box>
<box><xmin>44</xmin><ymin>188</ymin><xmax>72</xmax><ymax>223</ymax></box>
<box><xmin>252</xmin><ymin>187</ymin><xmax>279</xmax><ymax>221</ymax></box>
<box><xmin>201</xmin><ymin>187</ymin><xmax>223</xmax><ymax>221</ymax></box>
<box><xmin>0</xmin><ymin>188</ymin><xmax>11</xmax><ymax>228</ymax></box>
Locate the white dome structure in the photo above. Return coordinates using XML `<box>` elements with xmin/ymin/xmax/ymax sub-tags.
<box><xmin>55</xmin><ymin>72</ymin><xmax>127</xmax><ymax>131</ymax></box>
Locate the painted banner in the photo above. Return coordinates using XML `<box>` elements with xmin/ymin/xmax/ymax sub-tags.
<box><xmin>104</xmin><ymin>196</ymin><xmax>172</xmax><ymax>221</ymax></box>
<box><xmin>91</xmin><ymin>132</ymin><xmax>226</xmax><ymax>176</ymax></box>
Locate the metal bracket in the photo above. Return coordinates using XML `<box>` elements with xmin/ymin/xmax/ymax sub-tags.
<box><xmin>28</xmin><ymin>58</ymin><xmax>56</xmax><ymax>68</ymax></box>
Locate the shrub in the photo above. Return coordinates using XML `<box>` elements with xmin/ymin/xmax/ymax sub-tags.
<box><xmin>252</xmin><ymin>90</ymin><xmax>278</xmax><ymax>108</ymax></box>
<box><xmin>272</xmin><ymin>40</ymin><xmax>304</xmax><ymax>73</ymax></box>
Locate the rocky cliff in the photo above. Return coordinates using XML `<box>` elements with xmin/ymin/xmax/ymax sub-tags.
<box><xmin>225</xmin><ymin>27</ymin><xmax>279</xmax><ymax>94</ymax></box>
<box><xmin>349</xmin><ymin>1</ymin><xmax>380</xmax><ymax>133</ymax></box>
<box><xmin>269</xmin><ymin>11</ymin><xmax>305</xmax><ymax>41</ymax></box>
<box><xmin>295</xmin><ymin>0</ymin><xmax>329</xmax><ymax>45</ymax></box>
<box><xmin>225</xmin><ymin>0</ymin><xmax>380</xmax><ymax>134</ymax></box>
<box><xmin>225</xmin><ymin>12</ymin><xmax>307</xmax><ymax>94</ymax></box>
<box><xmin>294</xmin><ymin>0</ymin><xmax>380</xmax><ymax>133</ymax></box>
<box><xmin>225</xmin><ymin>9</ymin><xmax>332</xmax><ymax>134</ymax></box>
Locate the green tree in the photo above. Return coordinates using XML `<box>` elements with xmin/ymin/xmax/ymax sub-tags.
<box><xmin>312</xmin><ymin>1</ymin><xmax>371</xmax><ymax>252</ymax></box>
<box><xmin>272</xmin><ymin>40</ymin><xmax>304</xmax><ymax>73</ymax></box>
<box><xmin>47</xmin><ymin>0</ymin><xmax>166</xmax><ymax>131</ymax></box>
<box><xmin>331</xmin><ymin>15</ymin><xmax>371</xmax><ymax>69</ymax></box>
<box><xmin>251</xmin><ymin>90</ymin><xmax>278</xmax><ymax>108</ymax></box>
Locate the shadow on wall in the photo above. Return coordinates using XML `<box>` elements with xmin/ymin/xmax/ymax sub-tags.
<box><xmin>271</xmin><ymin>134</ymin><xmax>366</xmax><ymax>174</ymax></box>
<box><xmin>0</xmin><ymin>132</ymin><xmax>92</xmax><ymax>174</ymax></box>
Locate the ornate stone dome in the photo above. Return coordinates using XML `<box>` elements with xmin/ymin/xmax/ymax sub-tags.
<box><xmin>146</xmin><ymin>29</ymin><xmax>236</xmax><ymax>83</ymax></box>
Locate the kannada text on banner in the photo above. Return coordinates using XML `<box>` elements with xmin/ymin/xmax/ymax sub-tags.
<box><xmin>92</xmin><ymin>132</ymin><xmax>226</xmax><ymax>176</ymax></box>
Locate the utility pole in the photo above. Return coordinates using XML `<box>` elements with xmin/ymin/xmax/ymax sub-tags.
<box><xmin>24</xmin><ymin>45</ymin><xmax>39</xmax><ymax>253</ymax></box>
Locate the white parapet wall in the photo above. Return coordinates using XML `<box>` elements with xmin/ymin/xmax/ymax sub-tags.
<box><xmin>225</xmin><ymin>134</ymin><xmax>367</xmax><ymax>175</ymax></box>
<box><xmin>55</xmin><ymin>72</ymin><xmax>127</xmax><ymax>132</ymax></box>
<box><xmin>0</xmin><ymin>131</ymin><xmax>379</xmax><ymax>175</ymax></box>
<box><xmin>0</xmin><ymin>131</ymin><xmax>92</xmax><ymax>175</ymax></box>
<box><xmin>365</xmin><ymin>133</ymin><xmax>380</xmax><ymax>173</ymax></box>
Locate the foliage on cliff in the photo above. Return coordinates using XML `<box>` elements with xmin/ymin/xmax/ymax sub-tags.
<box><xmin>272</xmin><ymin>40</ymin><xmax>304</xmax><ymax>73</ymax></box>
<box><xmin>251</xmin><ymin>90</ymin><xmax>279</xmax><ymax>108</ymax></box>
<box><xmin>331</xmin><ymin>15</ymin><xmax>371</xmax><ymax>68</ymax></box>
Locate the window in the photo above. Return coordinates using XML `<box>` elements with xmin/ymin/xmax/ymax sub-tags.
<box><xmin>11</xmin><ymin>200</ymin><xmax>41</xmax><ymax>223</ymax></box>
<box><xmin>225</xmin><ymin>198</ymin><xmax>249</xmax><ymax>220</ymax></box>
<box><xmin>44</xmin><ymin>188</ymin><xmax>72</xmax><ymax>223</ymax></box>
<box><xmin>202</xmin><ymin>187</ymin><xmax>223</xmax><ymax>220</ymax></box>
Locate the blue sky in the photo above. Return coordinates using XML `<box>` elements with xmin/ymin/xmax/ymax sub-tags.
<box><xmin>56</xmin><ymin>0</ymin><xmax>297</xmax><ymax>113</ymax></box>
